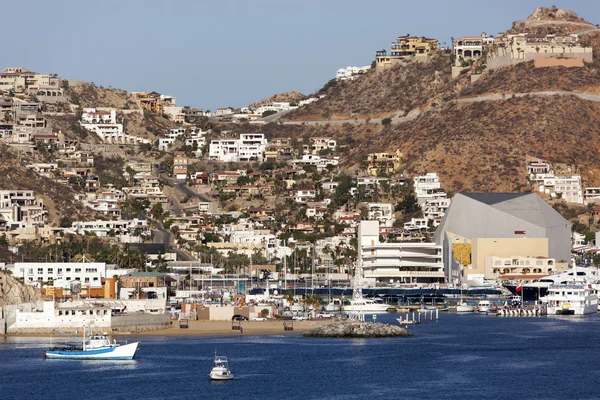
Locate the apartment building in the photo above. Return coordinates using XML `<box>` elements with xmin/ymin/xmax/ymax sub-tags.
<box><xmin>265</xmin><ymin>137</ymin><xmax>293</xmax><ymax>161</ymax></box>
<box><xmin>413</xmin><ymin>173</ymin><xmax>447</xmax><ymax>205</ymax></box>
<box><xmin>173</xmin><ymin>151</ymin><xmax>189</xmax><ymax>180</ymax></box>
<box><xmin>359</xmin><ymin>221</ymin><xmax>444</xmax><ymax>286</ymax></box>
<box><xmin>70</xmin><ymin>219</ymin><xmax>148</xmax><ymax>237</ymax></box>
<box><xmin>0</xmin><ymin>190</ymin><xmax>47</xmax><ymax>229</ymax></box>
<box><xmin>8</xmin><ymin>262</ymin><xmax>107</xmax><ymax>288</ymax></box>
<box><xmin>295</xmin><ymin>190</ymin><xmax>316</xmax><ymax>203</ymax></box>
<box><xmin>376</xmin><ymin>36</ymin><xmax>439</xmax><ymax>68</ymax></box>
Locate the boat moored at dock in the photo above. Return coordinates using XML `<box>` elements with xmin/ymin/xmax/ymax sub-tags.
<box><xmin>546</xmin><ymin>283</ymin><xmax>598</xmax><ymax>315</ymax></box>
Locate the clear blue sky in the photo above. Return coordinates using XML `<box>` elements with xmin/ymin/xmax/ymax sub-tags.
<box><xmin>3</xmin><ymin>0</ymin><xmax>598</xmax><ymax>110</ymax></box>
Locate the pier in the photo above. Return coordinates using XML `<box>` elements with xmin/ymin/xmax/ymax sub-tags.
<box><xmin>397</xmin><ymin>309</ymin><xmax>439</xmax><ymax>327</ymax></box>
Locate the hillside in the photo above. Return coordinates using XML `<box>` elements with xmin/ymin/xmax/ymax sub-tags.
<box><xmin>65</xmin><ymin>81</ymin><xmax>140</xmax><ymax>110</ymax></box>
<box><xmin>0</xmin><ymin>144</ymin><xmax>96</xmax><ymax>224</ymax></box>
<box><xmin>249</xmin><ymin>91</ymin><xmax>306</xmax><ymax>110</ymax></box>
<box><xmin>286</xmin><ymin>54</ymin><xmax>470</xmax><ymax>120</ymax></box>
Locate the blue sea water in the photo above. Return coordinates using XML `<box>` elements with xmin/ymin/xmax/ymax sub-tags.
<box><xmin>1</xmin><ymin>313</ymin><xmax>600</xmax><ymax>400</ymax></box>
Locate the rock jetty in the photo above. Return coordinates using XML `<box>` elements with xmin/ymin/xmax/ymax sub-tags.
<box><xmin>302</xmin><ymin>319</ymin><xmax>412</xmax><ymax>338</ymax></box>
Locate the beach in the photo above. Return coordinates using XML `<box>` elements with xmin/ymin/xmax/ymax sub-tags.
<box><xmin>138</xmin><ymin>319</ymin><xmax>331</xmax><ymax>337</ymax></box>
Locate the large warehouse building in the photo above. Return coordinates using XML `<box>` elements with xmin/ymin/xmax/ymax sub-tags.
<box><xmin>434</xmin><ymin>193</ymin><xmax>571</xmax><ymax>283</ymax></box>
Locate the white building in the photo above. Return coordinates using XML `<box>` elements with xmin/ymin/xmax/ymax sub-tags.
<box><xmin>358</xmin><ymin>220</ymin><xmax>444</xmax><ymax>286</ymax></box>
<box><xmin>0</xmin><ymin>190</ymin><xmax>47</xmax><ymax>229</ymax></box>
<box><xmin>335</xmin><ymin>65</ymin><xmax>371</xmax><ymax>81</ymax></box>
<box><xmin>295</xmin><ymin>190</ymin><xmax>316</xmax><ymax>203</ymax></box>
<box><xmin>8</xmin><ymin>262</ymin><xmax>107</xmax><ymax>288</ymax></box>
<box><xmin>365</xmin><ymin>203</ymin><xmax>395</xmax><ymax>227</ymax></box>
<box><xmin>422</xmin><ymin>197</ymin><xmax>451</xmax><ymax>224</ymax></box>
<box><xmin>255</xmin><ymin>102</ymin><xmax>298</xmax><ymax>115</ymax></box>
<box><xmin>292</xmin><ymin>154</ymin><xmax>339</xmax><ymax>171</ymax></box>
<box><xmin>539</xmin><ymin>175</ymin><xmax>583</xmax><ymax>204</ymax></box>
<box><xmin>80</xmin><ymin>107</ymin><xmax>150</xmax><ymax>145</ymax></box>
<box><xmin>209</xmin><ymin>133</ymin><xmax>268</xmax><ymax>162</ymax></box>
<box><xmin>69</xmin><ymin>218</ymin><xmax>149</xmax><ymax>237</ymax></box>
<box><xmin>413</xmin><ymin>173</ymin><xmax>447</xmax><ymax>205</ymax></box>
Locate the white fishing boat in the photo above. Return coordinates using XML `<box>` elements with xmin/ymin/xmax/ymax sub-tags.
<box><xmin>209</xmin><ymin>353</ymin><xmax>234</xmax><ymax>380</ymax></box>
<box><xmin>546</xmin><ymin>283</ymin><xmax>598</xmax><ymax>315</ymax></box>
<box><xmin>44</xmin><ymin>326</ymin><xmax>139</xmax><ymax>360</ymax></box>
<box><xmin>324</xmin><ymin>298</ymin><xmax>342</xmax><ymax>312</ymax></box>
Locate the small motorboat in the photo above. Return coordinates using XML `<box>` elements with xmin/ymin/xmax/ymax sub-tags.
<box><xmin>209</xmin><ymin>353</ymin><xmax>234</xmax><ymax>380</ymax></box>
<box><xmin>419</xmin><ymin>306</ymin><xmax>449</xmax><ymax>312</ymax></box>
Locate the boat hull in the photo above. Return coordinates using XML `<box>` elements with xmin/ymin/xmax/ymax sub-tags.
<box><xmin>45</xmin><ymin>342</ymin><xmax>139</xmax><ymax>360</ymax></box>
<box><xmin>456</xmin><ymin>305</ymin><xmax>475</xmax><ymax>313</ymax></box>
<box><xmin>548</xmin><ymin>304</ymin><xmax>597</xmax><ymax>315</ymax></box>
<box><xmin>503</xmin><ymin>284</ymin><xmax>548</xmax><ymax>301</ymax></box>
<box><xmin>342</xmin><ymin>305</ymin><xmax>390</xmax><ymax>313</ymax></box>
<box><xmin>209</xmin><ymin>373</ymin><xmax>234</xmax><ymax>380</ymax></box>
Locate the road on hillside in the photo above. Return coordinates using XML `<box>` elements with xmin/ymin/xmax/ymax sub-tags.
<box><xmin>268</xmin><ymin>90</ymin><xmax>600</xmax><ymax>127</ymax></box>
<box><xmin>152</xmin><ymin>222</ymin><xmax>191</xmax><ymax>261</ymax></box>
<box><xmin>162</xmin><ymin>175</ymin><xmax>212</xmax><ymax>204</ymax></box>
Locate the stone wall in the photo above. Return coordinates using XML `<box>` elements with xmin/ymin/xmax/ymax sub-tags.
<box><xmin>487</xmin><ymin>52</ymin><xmax>593</xmax><ymax>70</ymax></box>
<box><xmin>111</xmin><ymin>313</ymin><xmax>171</xmax><ymax>332</ymax></box>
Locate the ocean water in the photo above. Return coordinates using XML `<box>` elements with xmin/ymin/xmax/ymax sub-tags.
<box><xmin>1</xmin><ymin>313</ymin><xmax>600</xmax><ymax>400</ymax></box>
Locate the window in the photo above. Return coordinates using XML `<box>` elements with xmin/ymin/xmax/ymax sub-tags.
<box><xmin>37</xmin><ymin>268</ymin><xmax>43</xmax><ymax>274</ymax></box>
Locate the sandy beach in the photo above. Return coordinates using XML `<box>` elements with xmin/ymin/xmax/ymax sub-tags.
<box><xmin>139</xmin><ymin>319</ymin><xmax>330</xmax><ymax>337</ymax></box>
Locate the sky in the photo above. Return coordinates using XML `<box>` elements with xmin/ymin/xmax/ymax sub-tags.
<box><xmin>2</xmin><ymin>0</ymin><xmax>598</xmax><ymax>111</ymax></box>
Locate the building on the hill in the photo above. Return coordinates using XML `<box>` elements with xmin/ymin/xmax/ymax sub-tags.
<box><xmin>0</xmin><ymin>190</ymin><xmax>47</xmax><ymax>229</ymax></box>
<box><xmin>0</xmin><ymin>67</ymin><xmax>60</xmax><ymax>93</ymax></box>
<box><xmin>173</xmin><ymin>151</ymin><xmax>189</xmax><ymax>180</ymax></box>
<box><xmin>335</xmin><ymin>65</ymin><xmax>371</xmax><ymax>81</ymax></box>
<box><xmin>434</xmin><ymin>192</ymin><xmax>571</xmax><ymax>284</ymax></box>
<box><xmin>375</xmin><ymin>35</ymin><xmax>439</xmax><ymax>68</ymax></box>
<box><xmin>209</xmin><ymin>134</ymin><xmax>268</xmax><ymax>162</ymax></box>
<box><xmin>367</xmin><ymin>150</ymin><xmax>402</xmax><ymax>175</ymax></box>
<box><xmin>486</xmin><ymin>32</ymin><xmax>593</xmax><ymax>70</ymax></box>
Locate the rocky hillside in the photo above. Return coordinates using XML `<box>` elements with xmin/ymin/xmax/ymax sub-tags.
<box><xmin>249</xmin><ymin>91</ymin><xmax>306</xmax><ymax>110</ymax></box>
<box><xmin>508</xmin><ymin>6</ymin><xmax>595</xmax><ymax>35</ymax></box>
<box><xmin>0</xmin><ymin>271</ymin><xmax>43</xmax><ymax>307</ymax></box>
<box><xmin>0</xmin><ymin>144</ymin><xmax>96</xmax><ymax>224</ymax></box>
<box><xmin>65</xmin><ymin>81</ymin><xmax>140</xmax><ymax>110</ymax></box>
<box><xmin>273</xmin><ymin>8</ymin><xmax>600</xmax><ymax>193</ymax></box>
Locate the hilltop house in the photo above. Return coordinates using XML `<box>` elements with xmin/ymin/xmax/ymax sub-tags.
<box><xmin>209</xmin><ymin>134</ymin><xmax>268</xmax><ymax>162</ymax></box>
<box><xmin>375</xmin><ymin>35</ymin><xmax>439</xmax><ymax>68</ymax></box>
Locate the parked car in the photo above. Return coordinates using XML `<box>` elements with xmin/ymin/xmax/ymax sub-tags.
<box><xmin>252</xmin><ymin>317</ymin><xmax>267</xmax><ymax>321</ymax></box>
<box><xmin>232</xmin><ymin>315</ymin><xmax>248</xmax><ymax>321</ymax></box>
<box><xmin>292</xmin><ymin>316</ymin><xmax>309</xmax><ymax>321</ymax></box>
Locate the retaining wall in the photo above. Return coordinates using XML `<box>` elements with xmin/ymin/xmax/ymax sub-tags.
<box><xmin>111</xmin><ymin>313</ymin><xmax>171</xmax><ymax>332</ymax></box>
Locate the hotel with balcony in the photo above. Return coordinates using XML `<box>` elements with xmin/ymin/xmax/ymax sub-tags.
<box><xmin>359</xmin><ymin>220</ymin><xmax>444</xmax><ymax>286</ymax></box>
<box><xmin>375</xmin><ymin>36</ymin><xmax>439</xmax><ymax>69</ymax></box>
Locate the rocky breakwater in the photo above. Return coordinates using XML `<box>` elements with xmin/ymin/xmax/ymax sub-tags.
<box><xmin>302</xmin><ymin>319</ymin><xmax>412</xmax><ymax>338</ymax></box>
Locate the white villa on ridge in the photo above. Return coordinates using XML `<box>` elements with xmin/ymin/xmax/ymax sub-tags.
<box><xmin>209</xmin><ymin>133</ymin><xmax>268</xmax><ymax>162</ymax></box>
<box><xmin>80</xmin><ymin>108</ymin><xmax>150</xmax><ymax>145</ymax></box>
<box><xmin>0</xmin><ymin>190</ymin><xmax>47</xmax><ymax>229</ymax></box>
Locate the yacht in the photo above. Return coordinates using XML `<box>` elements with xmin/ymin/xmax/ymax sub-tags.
<box><xmin>503</xmin><ymin>266</ymin><xmax>600</xmax><ymax>301</ymax></box>
<box><xmin>324</xmin><ymin>298</ymin><xmax>342</xmax><ymax>312</ymax></box>
<box><xmin>546</xmin><ymin>283</ymin><xmax>598</xmax><ymax>315</ymax></box>
<box><xmin>342</xmin><ymin>298</ymin><xmax>390</xmax><ymax>313</ymax></box>
<box><xmin>209</xmin><ymin>354</ymin><xmax>234</xmax><ymax>380</ymax></box>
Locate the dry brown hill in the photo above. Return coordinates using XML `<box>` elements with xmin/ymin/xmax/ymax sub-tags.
<box><xmin>0</xmin><ymin>144</ymin><xmax>96</xmax><ymax>224</ymax></box>
<box><xmin>269</xmin><ymin>8</ymin><xmax>600</xmax><ymax>194</ymax></box>
<box><xmin>249</xmin><ymin>91</ymin><xmax>306</xmax><ymax>110</ymax></box>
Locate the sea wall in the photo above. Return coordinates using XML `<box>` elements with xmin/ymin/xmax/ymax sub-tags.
<box><xmin>111</xmin><ymin>313</ymin><xmax>171</xmax><ymax>332</ymax></box>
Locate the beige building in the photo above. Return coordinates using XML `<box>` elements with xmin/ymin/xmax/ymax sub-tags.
<box><xmin>376</xmin><ymin>36</ymin><xmax>439</xmax><ymax>68</ymax></box>
<box><xmin>0</xmin><ymin>67</ymin><xmax>60</xmax><ymax>93</ymax></box>
<box><xmin>367</xmin><ymin>150</ymin><xmax>402</xmax><ymax>175</ymax></box>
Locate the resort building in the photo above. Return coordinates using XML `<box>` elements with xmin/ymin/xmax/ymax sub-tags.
<box><xmin>7</xmin><ymin>262</ymin><xmax>107</xmax><ymax>288</ymax></box>
<box><xmin>375</xmin><ymin>36</ymin><xmax>439</xmax><ymax>68</ymax></box>
<box><xmin>358</xmin><ymin>221</ymin><xmax>444</xmax><ymax>286</ymax></box>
